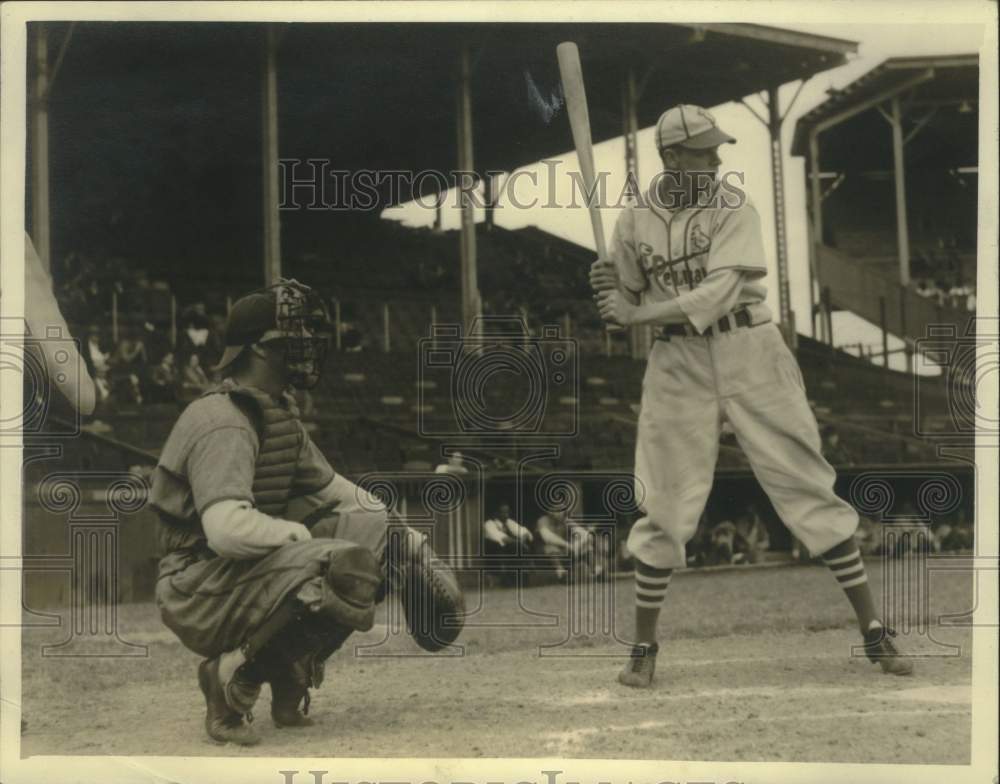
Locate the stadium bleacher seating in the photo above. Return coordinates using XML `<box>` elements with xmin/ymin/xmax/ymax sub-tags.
<box><xmin>69</xmin><ymin>221</ymin><xmax>959</xmax><ymax>476</ymax></box>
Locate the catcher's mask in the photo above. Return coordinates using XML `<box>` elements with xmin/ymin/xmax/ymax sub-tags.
<box><xmin>215</xmin><ymin>279</ymin><xmax>332</xmax><ymax>390</ymax></box>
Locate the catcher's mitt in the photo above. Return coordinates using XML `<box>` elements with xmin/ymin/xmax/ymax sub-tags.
<box><xmin>389</xmin><ymin>531</ymin><xmax>465</xmax><ymax>652</ymax></box>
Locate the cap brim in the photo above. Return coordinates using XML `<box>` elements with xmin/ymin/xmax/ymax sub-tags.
<box><xmin>680</xmin><ymin>126</ymin><xmax>737</xmax><ymax>149</ymax></box>
<box><xmin>213</xmin><ymin>344</ymin><xmax>245</xmax><ymax>373</ymax></box>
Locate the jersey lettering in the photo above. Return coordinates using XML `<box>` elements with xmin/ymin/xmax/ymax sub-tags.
<box><xmin>637</xmin><ymin>218</ymin><xmax>710</xmax><ymax>296</ymax></box>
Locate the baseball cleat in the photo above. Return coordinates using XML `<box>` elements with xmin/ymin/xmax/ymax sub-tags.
<box><xmin>269</xmin><ymin>658</ymin><xmax>317</xmax><ymax>729</ymax></box>
<box><xmin>198</xmin><ymin>658</ymin><xmax>260</xmax><ymax>746</ymax></box>
<box><xmin>271</xmin><ymin>682</ymin><xmax>315</xmax><ymax>729</ymax></box>
<box><xmin>617</xmin><ymin>642</ymin><xmax>659</xmax><ymax>688</ymax></box>
<box><xmin>861</xmin><ymin>622</ymin><xmax>914</xmax><ymax>676</ymax></box>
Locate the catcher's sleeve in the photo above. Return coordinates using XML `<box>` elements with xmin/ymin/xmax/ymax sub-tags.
<box><xmin>202</xmin><ymin>499</ymin><xmax>312</xmax><ymax>559</ymax></box>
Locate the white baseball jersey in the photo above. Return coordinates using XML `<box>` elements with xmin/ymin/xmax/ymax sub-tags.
<box><xmin>611</xmin><ymin>191</ymin><xmax>858</xmax><ymax>570</ymax></box>
<box><xmin>611</xmin><ymin>194</ymin><xmax>772</xmax><ymax>333</ymax></box>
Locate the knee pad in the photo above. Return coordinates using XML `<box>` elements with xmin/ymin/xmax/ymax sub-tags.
<box><xmin>313</xmin><ymin>542</ymin><xmax>381</xmax><ymax>632</ymax></box>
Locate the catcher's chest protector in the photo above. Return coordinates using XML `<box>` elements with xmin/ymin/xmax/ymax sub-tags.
<box><xmin>216</xmin><ymin>382</ymin><xmax>302</xmax><ymax>517</ymax></box>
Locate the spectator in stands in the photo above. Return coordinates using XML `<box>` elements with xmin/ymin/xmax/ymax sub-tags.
<box><xmin>915</xmin><ymin>278</ymin><xmax>936</xmax><ymax>299</ymax></box>
<box><xmin>81</xmin><ymin>324</ymin><xmax>112</xmax><ymax>411</ymax></box>
<box><xmin>177</xmin><ymin>301</ymin><xmax>221</xmax><ymax>367</ymax></box>
<box><xmin>483</xmin><ymin>503</ymin><xmax>533</xmax><ymax>586</ymax></box>
<box><xmin>585</xmin><ymin>523</ymin><xmax>611</xmax><ymax>578</ymax></box>
<box><xmin>733</xmin><ymin>503</ymin><xmax>770</xmax><ymax>564</ymax></box>
<box><xmin>110</xmin><ymin>325</ymin><xmax>148</xmax><ymax>405</ymax></box>
<box><xmin>84</xmin><ymin>325</ymin><xmax>111</xmax><ymax>379</ymax></box>
<box><xmin>141</xmin><ymin>319</ymin><xmax>171</xmax><ymax>366</ymax></box>
<box><xmin>434</xmin><ymin>451</ymin><xmax>469</xmax><ymax>475</ymax></box>
<box><xmin>206</xmin><ymin>311</ymin><xmax>228</xmax><ymax>369</ymax></box>
<box><xmin>820</xmin><ymin>424</ymin><xmax>854</xmax><ymax>467</ymax></box>
<box><xmin>148</xmin><ymin>351</ymin><xmax>179</xmax><ymax>404</ymax></box>
<box><xmin>179</xmin><ymin>352</ymin><xmax>211</xmax><ymax>402</ymax></box>
<box><xmin>535</xmin><ymin>508</ymin><xmax>578</xmax><ymax>580</ymax></box>
<box><xmin>949</xmin><ymin>277</ymin><xmax>975</xmax><ymax>311</ymax></box>
<box><xmin>933</xmin><ymin>278</ymin><xmax>951</xmax><ymax>306</ymax></box>
<box><xmin>706</xmin><ymin>520</ymin><xmax>739</xmax><ymax>565</ymax></box>
<box><xmin>686</xmin><ymin>514</ymin><xmax>713</xmax><ymax>567</ymax></box>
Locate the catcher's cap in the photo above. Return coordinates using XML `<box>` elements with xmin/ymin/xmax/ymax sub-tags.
<box><xmin>215</xmin><ymin>279</ymin><xmax>331</xmax><ymax>374</ymax></box>
<box><xmin>656</xmin><ymin>104</ymin><xmax>736</xmax><ymax>152</ymax></box>
<box><xmin>214</xmin><ymin>290</ymin><xmax>281</xmax><ymax>372</ymax></box>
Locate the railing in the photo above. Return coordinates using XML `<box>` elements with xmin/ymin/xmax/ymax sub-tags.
<box><xmin>815</xmin><ymin>244</ymin><xmax>973</xmax><ymax>350</ymax></box>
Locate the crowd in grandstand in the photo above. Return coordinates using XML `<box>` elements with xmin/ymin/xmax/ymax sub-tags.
<box><xmin>51</xmin><ymin>249</ymin><xmax>245</xmax><ymax>418</ymax></box>
<box><xmin>911</xmin><ymin>237</ymin><xmax>976</xmax><ymax>311</ymax></box>
<box><xmin>48</xmin><ymin>230</ymin><xmax>973</xmax><ymax>572</ymax></box>
<box><xmin>476</xmin><ymin>498</ymin><xmax>974</xmax><ymax>581</ymax></box>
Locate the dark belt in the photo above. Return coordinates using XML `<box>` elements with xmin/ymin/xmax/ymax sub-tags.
<box><xmin>656</xmin><ymin>307</ymin><xmax>759</xmax><ymax>341</ymax></box>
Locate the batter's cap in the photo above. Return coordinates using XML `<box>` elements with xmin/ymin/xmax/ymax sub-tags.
<box><xmin>214</xmin><ymin>290</ymin><xmax>279</xmax><ymax>372</ymax></box>
<box><xmin>656</xmin><ymin>104</ymin><xmax>736</xmax><ymax>151</ymax></box>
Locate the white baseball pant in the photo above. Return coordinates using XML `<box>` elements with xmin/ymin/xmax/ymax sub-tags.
<box><xmin>627</xmin><ymin>322</ymin><xmax>858</xmax><ymax>570</ymax></box>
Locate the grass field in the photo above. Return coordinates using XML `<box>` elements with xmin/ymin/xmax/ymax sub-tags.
<box><xmin>19</xmin><ymin>559</ymin><xmax>974</xmax><ymax>763</ymax></box>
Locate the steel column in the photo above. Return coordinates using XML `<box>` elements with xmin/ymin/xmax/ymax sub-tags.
<box><xmin>890</xmin><ymin>96</ymin><xmax>911</xmax><ymax>287</ymax></box>
<box><xmin>262</xmin><ymin>26</ymin><xmax>282</xmax><ymax>285</ymax></box>
<box><xmin>456</xmin><ymin>45</ymin><xmax>479</xmax><ymax>334</ymax></box>
<box><xmin>807</xmin><ymin>130</ymin><xmax>824</xmax><ymax>341</ymax></box>
<box><xmin>766</xmin><ymin>87</ymin><xmax>791</xmax><ymax>328</ymax></box>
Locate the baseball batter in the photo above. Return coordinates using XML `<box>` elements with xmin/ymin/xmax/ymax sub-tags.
<box><xmin>590</xmin><ymin>105</ymin><xmax>912</xmax><ymax>687</ymax></box>
<box><xmin>150</xmin><ymin>280</ymin><xmax>464</xmax><ymax>745</ymax></box>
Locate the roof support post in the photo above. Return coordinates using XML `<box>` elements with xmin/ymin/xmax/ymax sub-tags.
<box><xmin>889</xmin><ymin>96</ymin><xmax>911</xmax><ymax>287</ymax></box>
<box><xmin>742</xmin><ymin>84</ymin><xmax>807</xmax><ymax>348</ymax></box>
<box><xmin>456</xmin><ymin>44</ymin><xmax>479</xmax><ymax>335</ymax></box>
<box><xmin>483</xmin><ymin>173</ymin><xmax>496</xmax><ymax>231</ymax></box>
<box><xmin>261</xmin><ymin>25</ymin><xmax>282</xmax><ymax>286</ymax></box>
<box><xmin>31</xmin><ymin>25</ymin><xmax>51</xmax><ymax>272</ymax></box>
<box><xmin>622</xmin><ymin>66</ymin><xmax>649</xmax><ymax>360</ymax></box>
<box><xmin>807</xmin><ymin>129</ymin><xmax>824</xmax><ymax>342</ymax></box>
<box><xmin>765</xmin><ymin>85</ymin><xmax>793</xmax><ymax>345</ymax></box>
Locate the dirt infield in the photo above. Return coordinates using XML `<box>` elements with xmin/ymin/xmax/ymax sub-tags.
<box><xmin>19</xmin><ymin>559</ymin><xmax>973</xmax><ymax>763</ymax></box>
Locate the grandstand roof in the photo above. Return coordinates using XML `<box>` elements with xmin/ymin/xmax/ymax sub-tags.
<box><xmin>790</xmin><ymin>54</ymin><xmax>979</xmax><ymax>168</ymax></box>
<box><xmin>44</xmin><ymin>21</ymin><xmax>856</xmax><ymax>192</ymax></box>
<box><xmin>284</xmin><ymin>22</ymin><xmax>858</xmax><ymax>192</ymax></box>
<box><xmin>37</xmin><ymin>21</ymin><xmax>857</xmax><ymax>275</ymax></box>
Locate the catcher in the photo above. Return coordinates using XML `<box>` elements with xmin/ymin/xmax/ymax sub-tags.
<box><xmin>150</xmin><ymin>279</ymin><xmax>464</xmax><ymax>746</ymax></box>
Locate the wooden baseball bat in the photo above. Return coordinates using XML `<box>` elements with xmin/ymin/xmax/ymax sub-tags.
<box><xmin>556</xmin><ymin>42</ymin><xmax>608</xmax><ymax>259</ymax></box>
<box><xmin>558</xmin><ymin>41</ymin><xmax>622</xmax><ymax>331</ymax></box>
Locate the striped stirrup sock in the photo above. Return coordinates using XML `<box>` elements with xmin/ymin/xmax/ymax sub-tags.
<box><xmin>823</xmin><ymin>545</ymin><xmax>869</xmax><ymax>589</ymax></box>
<box><xmin>634</xmin><ymin>561</ymin><xmax>673</xmax><ymax>609</ymax></box>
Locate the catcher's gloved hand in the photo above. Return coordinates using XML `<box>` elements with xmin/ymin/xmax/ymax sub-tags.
<box><xmin>387</xmin><ymin>528</ymin><xmax>465</xmax><ymax>652</ymax></box>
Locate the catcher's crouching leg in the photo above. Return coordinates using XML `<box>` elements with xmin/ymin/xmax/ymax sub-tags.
<box><xmin>385</xmin><ymin>521</ymin><xmax>465</xmax><ymax>652</ymax></box>
<box><xmin>230</xmin><ymin>542</ymin><xmax>382</xmax><ymax>730</ymax></box>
